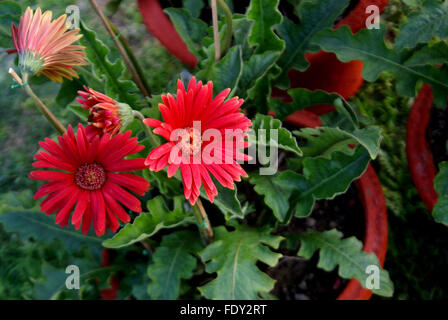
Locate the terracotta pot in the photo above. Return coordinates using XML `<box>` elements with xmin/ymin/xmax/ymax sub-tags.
<box><xmin>337</xmin><ymin>165</ymin><xmax>388</xmax><ymax>300</ymax></box>
<box><xmin>287</xmin><ymin>117</ymin><xmax>388</xmax><ymax>301</ymax></box>
<box><xmin>273</xmin><ymin>0</ymin><xmax>389</xmax><ymax>116</ymax></box>
<box><xmin>406</xmin><ymin>84</ymin><xmax>439</xmax><ymax>212</ymax></box>
<box><xmin>138</xmin><ymin>0</ymin><xmax>198</xmax><ymax>68</ymax></box>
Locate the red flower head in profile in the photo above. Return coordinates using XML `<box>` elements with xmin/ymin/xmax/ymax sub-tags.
<box><xmin>10</xmin><ymin>7</ymin><xmax>87</xmax><ymax>82</ymax></box>
<box><xmin>77</xmin><ymin>87</ymin><xmax>134</xmax><ymax>140</ymax></box>
<box><xmin>144</xmin><ymin>77</ymin><xmax>252</xmax><ymax>205</ymax></box>
<box><xmin>29</xmin><ymin>124</ymin><xmax>149</xmax><ymax>236</ymax></box>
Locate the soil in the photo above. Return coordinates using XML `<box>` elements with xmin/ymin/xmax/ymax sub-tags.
<box><xmin>427</xmin><ymin>106</ymin><xmax>448</xmax><ymax>167</ymax></box>
<box><xmin>267</xmin><ymin>185</ymin><xmax>365</xmax><ymax>300</ymax></box>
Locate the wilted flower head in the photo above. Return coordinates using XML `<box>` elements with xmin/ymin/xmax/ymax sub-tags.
<box><xmin>29</xmin><ymin>124</ymin><xmax>149</xmax><ymax>236</ymax></box>
<box><xmin>77</xmin><ymin>87</ymin><xmax>134</xmax><ymax>140</ymax></box>
<box><xmin>10</xmin><ymin>7</ymin><xmax>87</xmax><ymax>82</ymax></box>
<box><xmin>144</xmin><ymin>77</ymin><xmax>252</xmax><ymax>205</ymax></box>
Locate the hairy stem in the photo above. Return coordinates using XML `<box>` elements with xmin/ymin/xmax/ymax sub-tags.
<box><xmin>9</xmin><ymin>69</ymin><xmax>66</xmax><ymax>135</ymax></box>
<box><xmin>211</xmin><ymin>0</ymin><xmax>221</xmax><ymax>61</ymax></box>
<box><xmin>133</xmin><ymin>110</ymin><xmax>159</xmax><ymax>147</ymax></box>
<box><xmin>217</xmin><ymin>0</ymin><xmax>233</xmax><ymax>57</ymax></box>
<box><xmin>89</xmin><ymin>0</ymin><xmax>151</xmax><ymax>98</ymax></box>
<box><xmin>106</xmin><ymin>17</ymin><xmax>152</xmax><ymax>100</ymax></box>
<box><xmin>192</xmin><ymin>198</ymin><xmax>214</xmax><ymax>245</ymax></box>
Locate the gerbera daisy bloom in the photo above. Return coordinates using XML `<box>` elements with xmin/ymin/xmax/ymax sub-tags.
<box><xmin>77</xmin><ymin>86</ymin><xmax>134</xmax><ymax>140</ymax></box>
<box><xmin>29</xmin><ymin>124</ymin><xmax>149</xmax><ymax>236</ymax></box>
<box><xmin>10</xmin><ymin>7</ymin><xmax>87</xmax><ymax>82</ymax></box>
<box><xmin>144</xmin><ymin>77</ymin><xmax>252</xmax><ymax>205</ymax></box>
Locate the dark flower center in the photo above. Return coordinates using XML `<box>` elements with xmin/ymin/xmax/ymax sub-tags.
<box><xmin>75</xmin><ymin>163</ymin><xmax>107</xmax><ymax>190</ymax></box>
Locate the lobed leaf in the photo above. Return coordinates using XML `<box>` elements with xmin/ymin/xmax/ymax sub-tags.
<box><xmin>147</xmin><ymin>230</ymin><xmax>202</xmax><ymax>299</ymax></box>
<box><xmin>298</xmin><ymin>229</ymin><xmax>394</xmax><ymax>297</ymax></box>
<box><xmin>199</xmin><ymin>225</ymin><xmax>283</xmax><ymax>299</ymax></box>
<box><xmin>102</xmin><ymin>196</ymin><xmax>194</xmax><ymax>248</ymax></box>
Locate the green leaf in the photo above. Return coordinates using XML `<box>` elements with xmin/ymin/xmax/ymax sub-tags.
<box><xmin>235</xmin><ymin>51</ymin><xmax>280</xmax><ymax>99</ymax></box>
<box><xmin>0</xmin><ymin>1</ymin><xmax>22</xmax><ymax>17</ymax></box>
<box><xmin>295</xmin><ymin>126</ymin><xmax>382</xmax><ymax>159</ymax></box>
<box><xmin>199</xmin><ymin>225</ymin><xmax>283</xmax><ymax>299</ymax></box>
<box><xmin>250</xmin><ymin>114</ymin><xmax>302</xmax><ymax>156</ymax></box>
<box><xmin>248</xmin><ymin>75</ymin><xmax>271</xmax><ymax>114</ymax></box>
<box><xmin>434</xmin><ymin>162</ymin><xmax>448</xmax><ymax>225</ymax></box>
<box><xmin>249</xmin><ymin>172</ymin><xmax>291</xmax><ymax>222</ymax></box>
<box><xmin>183</xmin><ymin>0</ymin><xmax>204</xmax><ymax>18</ymax></box>
<box><xmin>68</xmin><ymin>105</ymin><xmax>89</xmax><ymax>121</ymax></box>
<box><xmin>274</xmin><ymin>0</ymin><xmax>350</xmax><ymax>88</ymax></box>
<box><xmin>275</xmin><ymin>147</ymin><xmax>370</xmax><ymax>217</ymax></box>
<box><xmin>79</xmin><ymin>22</ymin><xmax>142</xmax><ymax>108</ymax></box>
<box><xmin>405</xmin><ymin>40</ymin><xmax>448</xmax><ymax>66</ymax></box>
<box><xmin>56</xmin><ymin>78</ymin><xmax>85</xmax><ymax>108</ymax></box>
<box><xmin>147</xmin><ymin>230</ymin><xmax>202</xmax><ymax>299</ymax></box>
<box><xmin>270</xmin><ymin>88</ymin><xmax>340</xmax><ymax>121</ymax></box>
<box><xmin>246</xmin><ymin>0</ymin><xmax>284</xmax><ymax>53</ymax></box>
<box><xmin>0</xmin><ymin>1</ymin><xmax>21</xmax><ymax>48</ymax></box>
<box><xmin>164</xmin><ymin>8</ymin><xmax>208</xmax><ymax>58</ymax></box>
<box><xmin>197</xmin><ymin>45</ymin><xmax>243</xmax><ymax>95</ymax></box>
<box><xmin>102</xmin><ymin>196</ymin><xmax>194</xmax><ymax>248</ymax></box>
<box><xmin>0</xmin><ymin>211</ymin><xmax>104</xmax><ymax>252</ymax></box>
<box><xmin>233</xmin><ymin>15</ymin><xmax>254</xmax><ymax>60</ymax></box>
<box><xmin>395</xmin><ymin>0</ymin><xmax>448</xmax><ymax>50</ymax></box>
<box><xmin>298</xmin><ymin>229</ymin><xmax>394</xmax><ymax>297</ymax></box>
<box><xmin>201</xmin><ymin>179</ymin><xmax>244</xmax><ymax>220</ymax></box>
<box><xmin>313</xmin><ymin>25</ymin><xmax>448</xmax><ymax>108</ymax></box>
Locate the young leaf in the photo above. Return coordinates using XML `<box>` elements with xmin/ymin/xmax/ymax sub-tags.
<box><xmin>246</xmin><ymin>0</ymin><xmax>284</xmax><ymax>53</ymax></box>
<box><xmin>0</xmin><ymin>211</ymin><xmax>104</xmax><ymax>252</ymax></box>
<box><xmin>274</xmin><ymin>0</ymin><xmax>350</xmax><ymax>88</ymax></box>
<box><xmin>298</xmin><ymin>229</ymin><xmax>394</xmax><ymax>297</ymax></box>
<box><xmin>295</xmin><ymin>126</ymin><xmax>382</xmax><ymax>159</ymax></box>
<box><xmin>147</xmin><ymin>230</ymin><xmax>202</xmax><ymax>300</ymax></box>
<box><xmin>197</xmin><ymin>45</ymin><xmax>243</xmax><ymax>95</ymax></box>
<box><xmin>395</xmin><ymin>0</ymin><xmax>448</xmax><ymax>50</ymax></box>
<box><xmin>433</xmin><ymin>162</ymin><xmax>448</xmax><ymax>225</ymax></box>
<box><xmin>199</xmin><ymin>225</ymin><xmax>283</xmax><ymax>299</ymax></box>
<box><xmin>249</xmin><ymin>172</ymin><xmax>292</xmax><ymax>222</ymax></box>
<box><xmin>313</xmin><ymin>26</ymin><xmax>448</xmax><ymax>108</ymax></box>
<box><xmin>164</xmin><ymin>8</ymin><xmax>208</xmax><ymax>58</ymax></box>
<box><xmin>102</xmin><ymin>196</ymin><xmax>194</xmax><ymax>248</ymax></box>
<box><xmin>79</xmin><ymin>22</ymin><xmax>142</xmax><ymax>108</ymax></box>
<box><xmin>250</xmin><ymin>114</ymin><xmax>302</xmax><ymax>156</ymax></box>
<box><xmin>274</xmin><ymin>147</ymin><xmax>370</xmax><ymax>217</ymax></box>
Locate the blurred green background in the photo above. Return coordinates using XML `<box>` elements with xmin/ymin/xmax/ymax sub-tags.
<box><xmin>0</xmin><ymin>0</ymin><xmax>447</xmax><ymax>299</ymax></box>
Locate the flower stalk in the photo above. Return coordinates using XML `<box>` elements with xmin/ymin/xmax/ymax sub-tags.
<box><xmin>9</xmin><ymin>68</ymin><xmax>66</xmax><ymax>135</ymax></box>
<box><xmin>192</xmin><ymin>199</ymin><xmax>214</xmax><ymax>245</ymax></box>
<box><xmin>133</xmin><ymin>110</ymin><xmax>159</xmax><ymax>147</ymax></box>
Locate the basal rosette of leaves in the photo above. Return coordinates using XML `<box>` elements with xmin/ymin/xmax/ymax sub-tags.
<box><xmin>5</xmin><ymin>0</ymin><xmax>437</xmax><ymax>300</ymax></box>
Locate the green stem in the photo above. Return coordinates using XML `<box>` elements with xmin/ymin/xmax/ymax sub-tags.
<box><xmin>132</xmin><ymin>110</ymin><xmax>159</xmax><ymax>147</ymax></box>
<box><xmin>217</xmin><ymin>0</ymin><xmax>233</xmax><ymax>57</ymax></box>
<box><xmin>21</xmin><ymin>74</ymin><xmax>66</xmax><ymax>135</ymax></box>
<box><xmin>192</xmin><ymin>199</ymin><xmax>214</xmax><ymax>245</ymax></box>
<box><xmin>106</xmin><ymin>17</ymin><xmax>152</xmax><ymax>99</ymax></box>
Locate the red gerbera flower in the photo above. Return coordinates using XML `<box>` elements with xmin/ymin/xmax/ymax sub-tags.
<box><xmin>77</xmin><ymin>87</ymin><xmax>134</xmax><ymax>140</ymax></box>
<box><xmin>144</xmin><ymin>77</ymin><xmax>252</xmax><ymax>205</ymax></box>
<box><xmin>29</xmin><ymin>124</ymin><xmax>149</xmax><ymax>236</ymax></box>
